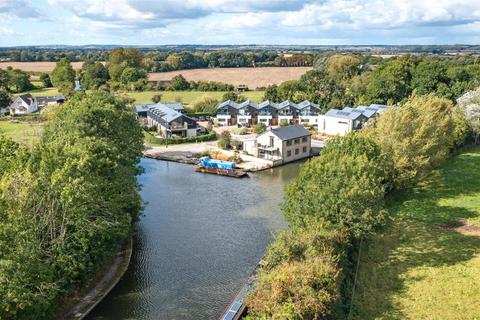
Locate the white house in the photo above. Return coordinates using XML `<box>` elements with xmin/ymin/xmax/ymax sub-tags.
<box><xmin>243</xmin><ymin>124</ymin><xmax>311</xmax><ymax>165</ymax></box>
<box><xmin>318</xmin><ymin>104</ymin><xmax>387</xmax><ymax>136</ymax></box>
<box><xmin>9</xmin><ymin>94</ymin><xmax>38</xmax><ymax>115</ymax></box>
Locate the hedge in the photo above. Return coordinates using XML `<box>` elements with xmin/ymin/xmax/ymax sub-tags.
<box><xmin>144</xmin><ymin>131</ymin><xmax>217</xmax><ymax>145</ymax></box>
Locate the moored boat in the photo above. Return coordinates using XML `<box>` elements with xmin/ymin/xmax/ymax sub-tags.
<box><xmin>195</xmin><ymin>157</ymin><xmax>248</xmax><ymax>178</ymax></box>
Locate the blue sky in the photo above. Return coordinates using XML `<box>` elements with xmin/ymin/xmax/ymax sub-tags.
<box><xmin>1</xmin><ymin>0</ymin><xmax>480</xmax><ymax>46</ymax></box>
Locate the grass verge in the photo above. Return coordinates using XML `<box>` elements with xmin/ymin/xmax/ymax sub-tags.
<box><xmin>0</xmin><ymin>119</ymin><xmax>44</xmax><ymax>146</ymax></box>
<box><xmin>352</xmin><ymin>147</ymin><xmax>480</xmax><ymax>320</ymax></box>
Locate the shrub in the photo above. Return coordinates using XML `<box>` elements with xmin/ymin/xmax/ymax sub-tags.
<box><xmin>253</xmin><ymin>122</ymin><xmax>267</xmax><ymax>134</ymax></box>
<box><xmin>217</xmin><ymin>130</ymin><xmax>232</xmax><ymax>149</ymax></box>
<box><xmin>192</xmin><ymin>97</ymin><xmax>218</xmax><ymax>114</ymax></box>
<box><xmin>230</xmin><ymin>140</ymin><xmax>243</xmax><ymax>150</ymax></box>
<box><xmin>228</xmin><ymin>153</ymin><xmax>242</xmax><ymax>163</ymax></box>
<box><xmin>151</xmin><ymin>94</ymin><xmax>162</xmax><ymax>103</ymax></box>
<box><xmin>246</xmin><ymin>256</ymin><xmax>340</xmax><ymax>320</ymax></box>
<box><xmin>279</xmin><ymin>119</ymin><xmax>289</xmax><ymax>127</ymax></box>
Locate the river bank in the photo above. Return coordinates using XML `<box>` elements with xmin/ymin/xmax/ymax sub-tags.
<box><xmin>61</xmin><ymin>239</ymin><xmax>133</xmax><ymax>320</ymax></box>
<box><xmin>143</xmin><ymin>141</ymin><xmax>275</xmax><ymax>172</ymax></box>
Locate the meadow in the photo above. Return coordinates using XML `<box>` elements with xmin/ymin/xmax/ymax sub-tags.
<box><xmin>352</xmin><ymin>147</ymin><xmax>480</xmax><ymax>320</ymax></box>
<box><xmin>0</xmin><ymin>119</ymin><xmax>44</xmax><ymax>146</ymax></box>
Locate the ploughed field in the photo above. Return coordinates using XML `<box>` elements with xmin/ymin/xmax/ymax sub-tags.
<box><xmin>0</xmin><ymin>62</ymin><xmax>311</xmax><ymax>89</ymax></box>
<box><xmin>0</xmin><ymin>61</ymin><xmax>86</xmax><ymax>72</ymax></box>
<box><xmin>148</xmin><ymin>67</ymin><xmax>312</xmax><ymax>89</ymax></box>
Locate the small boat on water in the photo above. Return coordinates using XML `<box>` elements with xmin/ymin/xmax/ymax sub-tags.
<box><xmin>218</xmin><ymin>263</ymin><xmax>260</xmax><ymax>320</ymax></box>
<box><xmin>195</xmin><ymin>157</ymin><xmax>248</xmax><ymax>178</ymax></box>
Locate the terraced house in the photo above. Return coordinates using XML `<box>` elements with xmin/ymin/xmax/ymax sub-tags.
<box><xmin>216</xmin><ymin>99</ymin><xmax>321</xmax><ymax>126</ymax></box>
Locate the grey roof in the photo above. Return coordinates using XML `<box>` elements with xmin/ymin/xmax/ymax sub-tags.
<box><xmin>136</xmin><ymin>102</ymin><xmax>185</xmax><ymax>113</ymax></box>
<box><xmin>325</xmin><ymin>108</ymin><xmax>365</xmax><ymax>120</ymax></box>
<box><xmin>269</xmin><ymin>124</ymin><xmax>310</xmax><ymax>140</ymax></box>
<box><xmin>160</xmin><ymin>102</ymin><xmax>184</xmax><ymax>111</ymax></box>
<box><xmin>135</xmin><ymin>104</ymin><xmax>152</xmax><ymax>113</ymax></box>
<box><xmin>217</xmin><ymin>99</ymin><xmax>322</xmax><ymax>112</ymax></box>
<box><xmin>295</xmin><ymin>100</ymin><xmax>319</xmax><ymax>110</ymax></box>
<box><xmin>149</xmin><ymin>104</ymin><xmax>183</xmax><ymax>123</ymax></box>
<box><xmin>36</xmin><ymin>96</ymin><xmax>65</xmax><ymax>104</ymax></box>
<box><xmin>16</xmin><ymin>94</ymin><xmax>35</xmax><ymax>106</ymax></box>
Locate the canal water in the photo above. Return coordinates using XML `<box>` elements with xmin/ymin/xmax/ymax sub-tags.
<box><xmin>87</xmin><ymin>158</ymin><xmax>301</xmax><ymax>320</ymax></box>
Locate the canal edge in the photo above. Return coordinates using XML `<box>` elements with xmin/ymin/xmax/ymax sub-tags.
<box><xmin>64</xmin><ymin>238</ymin><xmax>133</xmax><ymax>320</ymax></box>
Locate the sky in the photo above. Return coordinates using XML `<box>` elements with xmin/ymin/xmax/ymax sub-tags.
<box><xmin>1</xmin><ymin>0</ymin><xmax>480</xmax><ymax>46</ymax></box>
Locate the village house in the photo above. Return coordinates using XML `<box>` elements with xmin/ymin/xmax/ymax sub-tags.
<box><xmin>146</xmin><ymin>103</ymin><xmax>199</xmax><ymax>138</ymax></box>
<box><xmin>243</xmin><ymin>124</ymin><xmax>311</xmax><ymax>165</ymax></box>
<box><xmin>9</xmin><ymin>94</ymin><xmax>38</xmax><ymax>115</ymax></box>
<box><xmin>317</xmin><ymin>104</ymin><xmax>387</xmax><ymax>136</ymax></box>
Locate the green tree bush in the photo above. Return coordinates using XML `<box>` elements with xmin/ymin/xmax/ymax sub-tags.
<box><xmin>363</xmin><ymin>95</ymin><xmax>456</xmax><ymax>188</ymax></box>
<box><xmin>50</xmin><ymin>58</ymin><xmax>76</xmax><ymax>95</ymax></box>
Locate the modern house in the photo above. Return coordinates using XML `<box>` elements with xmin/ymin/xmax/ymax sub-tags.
<box><xmin>146</xmin><ymin>103</ymin><xmax>199</xmax><ymax>138</ymax></box>
<box><xmin>9</xmin><ymin>94</ymin><xmax>38</xmax><ymax>115</ymax></box>
<box><xmin>243</xmin><ymin>124</ymin><xmax>312</xmax><ymax>165</ymax></box>
<box><xmin>136</xmin><ymin>102</ymin><xmax>185</xmax><ymax>118</ymax></box>
<box><xmin>215</xmin><ymin>99</ymin><xmax>320</xmax><ymax>126</ymax></box>
<box><xmin>317</xmin><ymin>104</ymin><xmax>387</xmax><ymax>136</ymax></box>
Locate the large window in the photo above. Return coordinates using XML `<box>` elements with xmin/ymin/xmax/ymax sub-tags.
<box><xmin>303</xmin><ymin>146</ymin><xmax>307</xmax><ymax>153</ymax></box>
<box><xmin>302</xmin><ymin>136</ymin><xmax>307</xmax><ymax>143</ymax></box>
<box><xmin>287</xmin><ymin>150</ymin><xmax>292</xmax><ymax>157</ymax></box>
<box><xmin>295</xmin><ymin>148</ymin><xmax>299</xmax><ymax>155</ymax></box>
<box><xmin>294</xmin><ymin>138</ymin><xmax>300</xmax><ymax>144</ymax></box>
<box><xmin>286</xmin><ymin>140</ymin><xmax>292</xmax><ymax>146</ymax></box>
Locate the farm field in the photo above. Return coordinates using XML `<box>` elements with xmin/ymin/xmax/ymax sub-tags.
<box><xmin>124</xmin><ymin>90</ymin><xmax>265</xmax><ymax>106</ymax></box>
<box><xmin>0</xmin><ymin>119</ymin><xmax>44</xmax><ymax>146</ymax></box>
<box><xmin>352</xmin><ymin>147</ymin><xmax>480</xmax><ymax>320</ymax></box>
<box><xmin>0</xmin><ymin>61</ymin><xmax>85</xmax><ymax>72</ymax></box>
<box><xmin>148</xmin><ymin>67</ymin><xmax>312</xmax><ymax>89</ymax></box>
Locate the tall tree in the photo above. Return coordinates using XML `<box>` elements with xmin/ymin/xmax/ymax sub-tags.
<box><xmin>108</xmin><ymin>48</ymin><xmax>144</xmax><ymax>81</ymax></box>
<box><xmin>79</xmin><ymin>61</ymin><xmax>109</xmax><ymax>90</ymax></box>
<box><xmin>50</xmin><ymin>58</ymin><xmax>76</xmax><ymax>95</ymax></box>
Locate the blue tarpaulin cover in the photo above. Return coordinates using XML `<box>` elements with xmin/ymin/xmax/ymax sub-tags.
<box><xmin>199</xmin><ymin>157</ymin><xmax>236</xmax><ymax>170</ymax></box>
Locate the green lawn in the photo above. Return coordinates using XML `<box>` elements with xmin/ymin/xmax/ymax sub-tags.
<box><xmin>352</xmin><ymin>147</ymin><xmax>480</xmax><ymax>320</ymax></box>
<box><xmin>0</xmin><ymin>119</ymin><xmax>44</xmax><ymax>146</ymax></box>
<box><xmin>16</xmin><ymin>87</ymin><xmax>60</xmax><ymax>96</ymax></box>
<box><xmin>124</xmin><ymin>90</ymin><xmax>265</xmax><ymax>105</ymax></box>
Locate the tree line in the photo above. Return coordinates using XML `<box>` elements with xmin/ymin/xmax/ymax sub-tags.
<box><xmin>0</xmin><ymin>91</ymin><xmax>144</xmax><ymax>319</ymax></box>
<box><xmin>262</xmin><ymin>54</ymin><xmax>480</xmax><ymax>111</ymax></box>
<box><xmin>244</xmin><ymin>92</ymin><xmax>478</xmax><ymax>319</ymax></box>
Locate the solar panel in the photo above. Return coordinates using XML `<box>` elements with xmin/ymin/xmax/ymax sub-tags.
<box><xmin>231</xmin><ymin>302</ymin><xmax>242</xmax><ymax>312</ymax></box>
<box><xmin>223</xmin><ymin>311</ymin><xmax>237</xmax><ymax>320</ymax></box>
